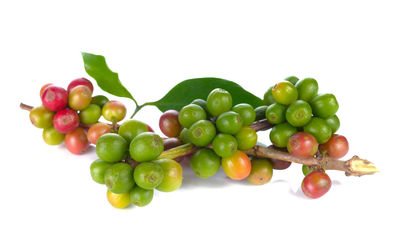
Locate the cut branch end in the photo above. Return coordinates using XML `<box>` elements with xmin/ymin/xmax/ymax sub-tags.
<box><xmin>345</xmin><ymin>156</ymin><xmax>379</xmax><ymax>176</ymax></box>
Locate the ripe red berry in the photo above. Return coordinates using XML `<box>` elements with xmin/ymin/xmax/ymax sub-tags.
<box><xmin>65</xmin><ymin>127</ymin><xmax>90</xmax><ymax>154</ymax></box>
<box><xmin>53</xmin><ymin>108</ymin><xmax>80</xmax><ymax>133</ymax></box>
<box><xmin>41</xmin><ymin>86</ymin><xmax>68</xmax><ymax>111</ymax></box>
<box><xmin>287</xmin><ymin>132</ymin><xmax>318</xmax><ymax>158</ymax></box>
<box><xmin>40</xmin><ymin>83</ymin><xmax>53</xmax><ymax>98</ymax></box>
<box><xmin>67</xmin><ymin>78</ymin><xmax>94</xmax><ymax>93</ymax></box>
<box><xmin>319</xmin><ymin>134</ymin><xmax>349</xmax><ymax>159</ymax></box>
<box><xmin>87</xmin><ymin>122</ymin><xmax>112</xmax><ymax>144</ymax></box>
<box><xmin>159</xmin><ymin>110</ymin><xmax>183</xmax><ymax>137</ymax></box>
<box><xmin>301</xmin><ymin>170</ymin><xmax>331</xmax><ymax>199</ymax></box>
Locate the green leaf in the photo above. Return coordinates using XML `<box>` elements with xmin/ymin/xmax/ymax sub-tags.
<box><xmin>82</xmin><ymin>52</ymin><xmax>136</xmax><ymax>104</ymax></box>
<box><xmin>152</xmin><ymin>78</ymin><xmax>263</xmax><ymax>112</ymax></box>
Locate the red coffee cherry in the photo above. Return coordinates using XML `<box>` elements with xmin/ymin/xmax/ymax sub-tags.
<box><xmin>287</xmin><ymin>132</ymin><xmax>318</xmax><ymax>158</ymax></box>
<box><xmin>41</xmin><ymin>86</ymin><xmax>68</xmax><ymax>111</ymax></box>
<box><xmin>65</xmin><ymin>127</ymin><xmax>90</xmax><ymax>154</ymax></box>
<box><xmin>53</xmin><ymin>108</ymin><xmax>80</xmax><ymax>133</ymax></box>
<box><xmin>67</xmin><ymin>78</ymin><xmax>94</xmax><ymax>93</ymax></box>
<box><xmin>319</xmin><ymin>134</ymin><xmax>349</xmax><ymax>159</ymax></box>
<box><xmin>159</xmin><ymin>110</ymin><xmax>183</xmax><ymax>137</ymax></box>
<box><xmin>40</xmin><ymin>83</ymin><xmax>53</xmax><ymax>98</ymax></box>
<box><xmin>302</xmin><ymin>170</ymin><xmax>332</xmax><ymax>199</ymax></box>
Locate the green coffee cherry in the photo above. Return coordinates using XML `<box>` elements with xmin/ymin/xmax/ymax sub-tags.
<box><xmin>304</xmin><ymin>117</ymin><xmax>332</xmax><ymax>144</ymax></box>
<box><xmin>129</xmin><ymin>132</ymin><xmax>164</xmax><ymax>162</ymax></box>
<box><xmin>96</xmin><ymin>133</ymin><xmax>128</xmax><ymax>162</ymax></box>
<box><xmin>206</xmin><ymin>88</ymin><xmax>232</xmax><ymax>117</ymax></box>
<box><xmin>325</xmin><ymin>115</ymin><xmax>340</xmax><ymax>133</ymax></box>
<box><xmin>284</xmin><ymin>76</ymin><xmax>299</xmax><ymax>85</ymax></box>
<box><xmin>190</xmin><ymin>148</ymin><xmax>221</xmax><ymax>179</ymax></box>
<box><xmin>29</xmin><ymin>105</ymin><xmax>54</xmax><ymax>128</ymax></box>
<box><xmin>212</xmin><ymin>133</ymin><xmax>238</xmax><ymax>158</ymax></box>
<box><xmin>191</xmin><ymin>99</ymin><xmax>210</xmax><ymax>118</ymax></box>
<box><xmin>263</xmin><ymin>86</ymin><xmax>276</xmax><ymax>106</ymax></box>
<box><xmin>310</xmin><ymin>94</ymin><xmax>339</xmax><ymax>119</ymax></box>
<box><xmin>188</xmin><ymin>120</ymin><xmax>216</xmax><ymax>146</ymax></box>
<box><xmin>130</xmin><ymin>186</ymin><xmax>154</xmax><ymax>207</ymax></box>
<box><xmin>191</xmin><ymin>99</ymin><xmax>207</xmax><ymax>109</ymax></box>
<box><xmin>134</xmin><ymin>162</ymin><xmax>165</xmax><ymax>190</ymax></box>
<box><xmin>90</xmin><ymin>159</ymin><xmax>113</xmax><ymax>184</ymax></box>
<box><xmin>79</xmin><ymin>104</ymin><xmax>101</xmax><ymax>124</ymax></box>
<box><xmin>216</xmin><ymin>111</ymin><xmax>243</xmax><ymax>135</ymax></box>
<box><xmin>255</xmin><ymin>105</ymin><xmax>268</xmax><ymax>120</ymax></box>
<box><xmin>235</xmin><ymin>126</ymin><xmax>257</xmax><ymax>150</ymax></box>
<box><xmin>104</xmin><ymin>163</ymin><xmax>135</xmax><ymax>194</ymax></box>
<box><xmin>91</xmin><ymin>95</ymin><xmax>109</xmax><ymax>107</ymax></box>
<box><xmin>285</xmin><ymin>100</ymin><xmax>312</xmax><ymax>127</ymax></box>
<box><xmin>118</xmin><ymin>119</ymin><xmax>148</xmax><ymax>142</ymax></box>
<box><xmin>266</xmin><ymin>103</ymin><xmax>287</xmax><ymax>124</ymax></box>
<box><xmin>42</xmin><ymin>127</ymin><xmax>65</xmax><ymax>145</ymax></box>
<box><xmin>154</xmin><ymin>159</ymin><xmax>183</xmax><ymax>192</ymax></box>
<box><xmin>232</xmin><ymin>103</ymin><xmax>256</xmax><ymax>126</ymax></box>
<box><xmin>295</xmin><ymin>78</ymin><xmax>319</xmax><ymax>102</ymax></box>
<box><xmin>269</xmin><ymin>122</ymin><xmax>297</xmax><ymax>148</ymax></box>
<box><xmin>179</xmin><ymin>128</ymin><xmax>191</xmax><ymax>144</ymax></box>
<box><xmin>178</xmin><ymin>104</ymin><xmax>207</xmax><ymax>128</ymax></box>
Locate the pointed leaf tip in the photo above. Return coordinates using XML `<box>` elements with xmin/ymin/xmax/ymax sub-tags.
<box><xmin>82</xmin><ymin>53</ymin><xmax>135</xmax><ymax>102</ymax></box>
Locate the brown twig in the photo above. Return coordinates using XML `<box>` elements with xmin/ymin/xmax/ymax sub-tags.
<box><xmin>250</xmin><ymin>119</ymin><xmax>274</xmax><ymax>131</ymax></box>
<box><xmin>157</xmin><ymin>143</ymin><xmax>378</xmax><ymax>177</ymax></box>
<box><xmin>244</xmin><ymin>145</ymin><xmax>378</xmax><ymax>177</ymax></box>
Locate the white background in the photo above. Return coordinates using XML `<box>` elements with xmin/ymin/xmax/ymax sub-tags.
<box><xmin>1</xmin><ymin>0</ymin><xmax>399</xmax><ymax>250</ymax></box>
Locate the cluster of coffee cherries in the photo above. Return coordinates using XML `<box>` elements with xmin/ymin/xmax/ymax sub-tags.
<box><xmin>29</xmin><ymin>78</ymin><xmax>127</xmax><ymax>155</ymax></box>
<box><xmin>159</xmin><ymin>78</ymin><xmax>350</xmax><ymax>199</ymax></box>
<box><xmin>29</xmin><ymin>76</ymin><xmax>352</xmax><ymax>206</ymax></box>
<box><xmin>159</xmin><ymin>88</ymin><xmax>274</xmax><ymax>186</ymax></box>
<box><xmin>91</xmin><ymin>119</ymin><xmax>183</xmax><ymax>209</ymax></box>
<box><xmin>259</xmin><ymin>76</ymin><xmax>350</xmax><ymax>198</ymax></box>
<box><xmin>29</xmin><ymin>78</ymin><xmax>182</xmax><ymax>208</ymax></box>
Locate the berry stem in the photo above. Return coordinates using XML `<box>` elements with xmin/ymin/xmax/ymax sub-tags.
<box><xmin>111</xmin><ymin>121</ymin><xmax>118</xmax><ymax>133</ymax></box>
<box><xmin>157</xmin><ymin>143</ymin><xmax>199</xmax><ymax>160</ymax></box>
<box><xmin>20</xmin><ymin>103</ymin><xmax>33</xmax><ymax>111</ymax></box>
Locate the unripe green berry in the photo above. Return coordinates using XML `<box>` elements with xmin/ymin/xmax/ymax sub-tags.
<box><xmin>30</xmin><ymin>105</ymin><xmax>54</xmax><ymax>128</ymax></box>
<box><xmin>79</xmin><ymin>104</ymin><xmax>101</xmax><ymax>124</ymax></box>
<box><xmin>42</xmin><ymin>127</ymin><xmax>65</xmax><ymax>145</ymax></box>
<box><xmin>188</xmin><ymin>120</ymin><xmax>216</xmax><ymax>146</ymax></box>
<box><xmin>235</xmin><ymin>126</ymin><xmax>257</xmax><ymax>150</ymax></box>
<box><xmin>206</xmin><ymin>88</ymin><xmax>232</xmax><ymax>117</ymax></box>
<box><xmin>178</xmin><ymin>104</ymin><xmax>206</xmax><ymax>128</ymax></box>
<box><xmin>232</xmin><ymin>103</ymin><xmax>256</xmax><ymax>126</ymax></box>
